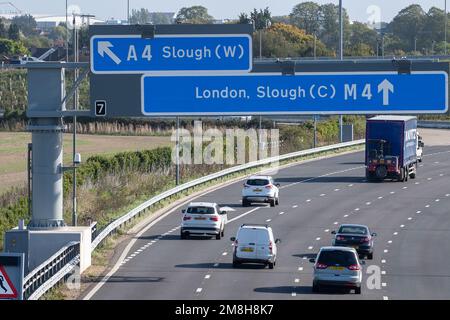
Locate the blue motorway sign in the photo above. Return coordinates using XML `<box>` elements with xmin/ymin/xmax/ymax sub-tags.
<box><xmin>141</xmin><ymin>72</ymin><xmax>448</xmax><ymax>115</ymax></box>
<box><xmin>90</xmin><ymin>34</ymin><xmax>252</xmax><ymax>74</ymax></box>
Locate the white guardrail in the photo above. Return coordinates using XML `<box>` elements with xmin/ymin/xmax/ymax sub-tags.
<box><xmin>418</xmin><ymin>120</ymin><xmax>450</xmax><ymax>129</ymax></box>
<box><xmin>91</xmin><ymin>139</ymin><xmax>364</xmax><ymax>251</ymax></box>
<box><xmin>23</xmin><ymin>241</ymin><xmax>80</xmax><ymax>300</ymax></box>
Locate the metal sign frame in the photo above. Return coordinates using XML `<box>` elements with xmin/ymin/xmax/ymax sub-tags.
<box><xmin>90</xmin><ymin>33</ymin><xmax>253</xmax><ymax>75</ymax></box>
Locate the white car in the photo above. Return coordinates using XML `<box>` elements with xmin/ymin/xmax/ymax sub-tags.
<box><xmin>230</xmin><ymin>224</ymin><xmax>280</xmax><ymax>269</ymax></box>
<box><xmin>180</xmin><ymin>202</ymin><xmax>228</xmax><ymax>240</ymax></box>
<box><xmin>241</xmin><ymin>175</ymin><xmax>280</xmax><ymax>207</ymax></box>
<box><xmin>310</xmin><ymin>246</ymin><xmax>363</xmax><ymax>294</ymax></box>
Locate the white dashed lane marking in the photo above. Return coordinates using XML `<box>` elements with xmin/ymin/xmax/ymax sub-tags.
<box><xmin>205</xmin><ymin>275</ymin><xmax>211</xmax><ymax>279</ymax></box>
<box><xmin>316</xmin><ymin>237</ymin><xmax>321</xmax><ymax>241</ymax></box>
<box><xmin>294</xmin><ymin>278</ymin><xmax>300</xmax><ymax>283</ymax></box>
<box><xmin>308</xmin><ymin>246</ymin><xmax>314</xmax><ymax>250</ymax></box>
<box><xmin>393</xmin><ymin>232</ymin><xmax>398</xmax><ymax>236</ymax></box>
<box><xmin>383</xmin><ymin>296</ymin><xmax>389</xmax><ymax>300</ymax></box>
<box><xmin>279</xmin><ymin>212</ymin><xmax>284</xmax><ymax>215</ymax></box>
<box><xmin>196</xmin><ymin>288</ymin><xmax>202</xmax><ymax>293</ymax></box>
<box><xmin>298</xmin><ymin>267</ymin><xmax>303</xmax><ymax>271</ymax></box>
<box><xmin>292</xmin><ymin>205</ymin><xmax>298</xmax><ymax>208</ymax></box>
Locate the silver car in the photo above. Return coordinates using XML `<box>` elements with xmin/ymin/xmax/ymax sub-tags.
<box><xmin>309</xmin><ymin>246</ymin><xmax>363</xmax><ymax>294</ymax></box>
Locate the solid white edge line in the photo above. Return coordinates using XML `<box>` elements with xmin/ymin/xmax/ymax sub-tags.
<box><xmin>83</xmin><ymin>202</ymin><xmax>189</xmax><ymax>300</ymax></box>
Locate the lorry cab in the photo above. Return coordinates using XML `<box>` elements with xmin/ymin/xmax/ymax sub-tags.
<box><xmin>365</xmin><ymin>115</ymin><xmax>418</xmax><ymax>182</ymax></box>
<box><xmin>416</xmin><ymin>132</ymin><xmax>424</xmax><ymax>162</ymax></box>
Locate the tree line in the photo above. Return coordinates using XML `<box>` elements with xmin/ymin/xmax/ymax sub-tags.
<box><xmin>1</xmin><ymin>3</ymin><xmax>450</xmax><ymax>59</ymax></box>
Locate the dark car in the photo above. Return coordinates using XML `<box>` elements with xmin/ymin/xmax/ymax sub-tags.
<box><xmin>331</xmin><ymin>224</ymin><xmax>376</xmax><ymax>259</ymax></box>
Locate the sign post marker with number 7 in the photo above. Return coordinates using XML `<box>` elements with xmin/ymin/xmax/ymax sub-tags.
<box><xmin>95</xmin><ymin>100</ymin><xmax>106</xmax><ymax>116</ymax></box>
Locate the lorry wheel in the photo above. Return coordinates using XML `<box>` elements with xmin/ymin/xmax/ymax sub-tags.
<box><xmin>405</xmin><ymin>168</ymin><xmax>408</xmax><ymax>181</ymax></box>
<box><xmin>410</xmin><ymin>172</ymin><xmax>416</xmax><ymax>179</ymax></box>
<box><xmin>242</xmin><ymin>198</ymin><xmax>249</xmax><ymax>207</ymax></box>
<box><xmin>355</xmin><ymin>286</ymin><xmax>361</xmax><ymax>294</ymax></box>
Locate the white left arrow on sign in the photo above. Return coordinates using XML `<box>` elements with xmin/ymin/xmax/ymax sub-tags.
<box><xmin>378</xmin><ymin>79</ymin><xmax>394</xmax><ymax>106</ymax></box>
<box><xmin>98</xmin><ymin>41</ymin><xmax>122</xmax><ymax>65</ymax></box>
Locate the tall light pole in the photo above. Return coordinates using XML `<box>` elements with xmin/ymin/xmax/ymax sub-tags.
<box><xmin>445</xmin><ymin>0</ymin><xmax>448</xmax><ymax>55</ymax></box>
<box><xmin>65</xmin><ymin>0</ymin><xmax>68</xmax><ymax>62</ymax></box>
<box><xmin>176</xmin><ymin>117</ymin><xmax>180</xmax><ymax>185</ymax></box>
<box><xmin>72</xmin><ymin>12</ymin><xmax>78</xmax><ymax>226</ymax></box>
<box><xmin>339</xmin><ymin>0</ymin><xmax>343</xmax><ymax>60</ymax></box>
<box><xmin>127</xmin><ymin>0</ymin><xmax>130</xmax><ymax>24</ymax></box>
<box><xmin>338</xmin><ymin>0</ymin><xmax>344</xmax><ymax>142</ymax></box>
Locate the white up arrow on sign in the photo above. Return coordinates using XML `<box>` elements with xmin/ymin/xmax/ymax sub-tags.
<box><xmin>378</xmin><ymin>79</ymin><xmax>394</xmax><ymax>106</ymax></box>
<box><xmin>98</xmin><ymin>41</ymin><xmax>122</xmax><ymax>65</ymax></box>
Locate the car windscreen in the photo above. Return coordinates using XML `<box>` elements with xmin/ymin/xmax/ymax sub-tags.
<box><xmin>246</xmin><ymin>179</ymin><xmax>270</xmax><ymax>186</ymax></box>
<box><xmin>186</xmin><ymin>206</ymin><xmax>215</xmax><ymax>214</ymax></box>
<box><xmin>338</xmin><ymin>226</ymin><xmax>368</xmax><ymax>235</ymax></box>
<box><xmin>317</xmin><ymin>250</ymin><xmax>357</xmax><ymax>266</ymax></box>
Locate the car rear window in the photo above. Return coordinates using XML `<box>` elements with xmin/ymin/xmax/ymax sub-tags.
<box><xmin>237</xmin><ymin>228</ymin><xmax>270</xmax><ymax>243</ymax></box>
<box><xmin>246</xmin><ymin>179</ymin><xmax>270</xmax><ymax>186</ymax></box>
<box><xmin>338</xmin><ymin>226</ymin><xmax>368</xmax><ymax>235</ymax></box>
<box><xmin>317</xmin><ymin>250</ymin><xmax>357</xmax><ymax>266</ymax></box>
<box><xmin>186</xmin><ymin>206</ymin><xmax>215</xmax><ymax>214</ymax></box>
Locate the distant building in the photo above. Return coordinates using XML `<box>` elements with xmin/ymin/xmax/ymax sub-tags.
<box><xmin>101</xmin><ymin>18</ymin><xmax>127</xmax><ymax>25</ymax></box>
<box><xmin>35</xmin><ymin>15</ymin><xmax>104</xmax><ymax>31</ymax></box>
<box><xmin>0</xmin><ymin>2</ymin><xmax>23</xmax><ymax>19</ymax></box>
<box><xmin>212</xmin><ymin>19</ymin><xmax>234</xmax><ymax>24</ymax></box>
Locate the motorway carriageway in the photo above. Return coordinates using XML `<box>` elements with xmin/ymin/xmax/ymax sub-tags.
<box><xmin>83</xmin><ymin>145</ymin><xmax>450</xmax><ymax>300</ymax></box>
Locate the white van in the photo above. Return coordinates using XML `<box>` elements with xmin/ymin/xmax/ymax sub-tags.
<box><xmin>230</xmin><ymin>224</ymin><xmax>280</xmax><ymax>269</ymax></box>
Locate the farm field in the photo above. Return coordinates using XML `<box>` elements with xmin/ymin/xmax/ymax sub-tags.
<box><xmin>0</xmin><ymin>132</ymin><xmax>173</xmax><ymax>194</ymax></box>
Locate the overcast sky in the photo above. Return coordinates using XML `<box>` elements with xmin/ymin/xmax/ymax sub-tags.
<box><xmin>3</xmin><ymin>1</ymin><xmax>448</xmax><ymax>22</ymax></box>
